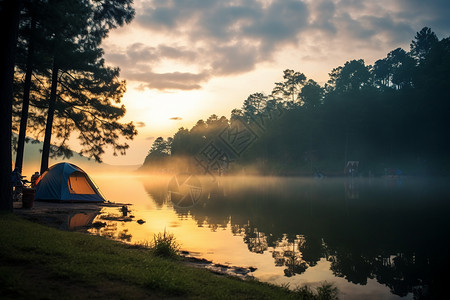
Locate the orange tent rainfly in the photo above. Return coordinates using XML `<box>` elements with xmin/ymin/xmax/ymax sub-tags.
<box><xmin>35</xmin><ymin>162</ymin><xmax>106</xmax><ymax>202</ymax></box>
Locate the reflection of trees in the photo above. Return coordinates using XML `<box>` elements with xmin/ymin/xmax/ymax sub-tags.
<box><xmin>140</xmin><ymin>175</ymin><xmax>173</xmax><ymax>208</ymax></box>
<box><xmin>298</xmin><ymin>235</ymin><xmax>324</xmax><ymax>268</ymax></box>
<box><xmin>242</xmin><ymin>223</ymin><xmax>268</xmax><ymax>254</ymax></box>
<box><xmin>118</xmin><ymin>229</ymin><xmax>132</xmax><ymax>242</ymax></box>
<box><xmin>89</xmin><ymin>211</ymin><xmax>133</xmax><ymax>243</ymax></box>
<box><xmin>267</xmin><ymin>235</ymin><xmax>325</xmax><ymax>277</ymax></box>
<box><xmin>141</xmin><ymin>176</ymin><xmax>450</xmax><ymax>298</ymax></box>
<box><xmin>328</xmin><ymin>250</ymin><xmax>440</xmax><ymax>298</ymax></box>
<box><xmin>272</xmin><ymin>235</ymin><xmax>308</xmax><ymax>277</ymax></box>
<box><xmin>329</xmin><ymin>252</ymin><xmax>374</xmax><ymax>285</ymax></box>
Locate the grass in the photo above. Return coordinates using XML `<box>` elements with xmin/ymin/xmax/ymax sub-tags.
<box><xmin>0</xmin><ymin>213</ymin><xmax>338</xmax><ymax>299</ymax></box>
<box><xmin>145</xmin><ymin>229</ymin><xmax>181</xmax><ymax>259</ymax></box>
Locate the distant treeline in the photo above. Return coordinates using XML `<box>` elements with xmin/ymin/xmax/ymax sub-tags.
<box><xmin>141</xmin><ymin>27</ymin><xmax>450</xmax><ymax>176</ymax></box>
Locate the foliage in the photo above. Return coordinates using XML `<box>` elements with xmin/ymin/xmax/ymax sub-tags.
<box><xmin>316</xmin><ymin>283</ymin><xmax>339</xmax><ymax>300</ymax></box>
<box><xmin>293</xmin><ymin>283</ymin><xmax>339</xmax><ymax>300</ymax></box>
<box><xmin>410</xmin><ymin>27</ymin><xmax>438</xmax><ymax>62</ymax></box>
<box><xmin>272</xmin><ymin>69</ymin><xmax>307</xmax><ymax>105</ymax></box>
<box><xmin>149</xmin><ymin>230</ymin><xmax>180</xmax><ymax>259</ymax></box>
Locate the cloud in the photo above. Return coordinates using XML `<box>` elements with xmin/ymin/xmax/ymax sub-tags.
<box><xmin>105</xmin><ymin>43</ymin><xmax>198</xmax><ymax>66</ymax></box>
<box><xmin>108</xmin><ymin>0</ymin><xmax>312</xmax><ymax>91</ymax></box>
<box><xmin>146</xmin><ymin>136</ymin><xmax>155</xmax><ymax>141</ymax></box>
<box><xmin>211</xmin><ymin>44</ymin><xmax>260</xmax><ymax>75</ymax></box>
<box><xmin>136</xmin><ymin>121</ymin><xmax>146</xmax><ymax>127</ymax></box>
<box><xmin>169</xmin><ymin>117</ymin><xmax>182</xmax><ymax>120</ymax></box>
<box><xmin>108</xmin><ymin>0</ymin><xmax>450</xmax><ymax>91</ymax></box>
<box><xmin>397</xmin><ymin>0</ymin><xmax>450</xmax><ymax>35</ymax></box>
<box><xmin>127</xmin><ymin>70</ymin><xmax>211</xmax><ymax>90</ymax></box>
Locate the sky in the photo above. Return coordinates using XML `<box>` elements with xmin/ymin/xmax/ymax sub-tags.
<box><xmin>98</xmin><ymin>0</ymin><xmax>450</xmax><ymax>165</ymax></box>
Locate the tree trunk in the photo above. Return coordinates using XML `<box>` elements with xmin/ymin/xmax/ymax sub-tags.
<box><xmin>15</xmin><ymin>16</ymin><xmax>36</xmax><ymax>173</ymax></box>
<box><xmin>0</xmin><ymin>0</ymin><xmax>22</xmax><ymax>211</ymax></box>
<box><xmin>40</xmin><ymin>58</ymin><xmax>59</xmax><ymax>174</ymax></box>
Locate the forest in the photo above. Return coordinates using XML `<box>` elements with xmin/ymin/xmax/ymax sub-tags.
<box><xmin>142</xmin><ymin>27</ymin><xmax>450</xmax><ymax>177</ymax></box>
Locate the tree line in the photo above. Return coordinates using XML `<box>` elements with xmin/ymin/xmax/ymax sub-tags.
<box><xmin>142</xmin><ymin>27</ymin><xmax>450</xmax><ymax>176</ymax></box>
<box><xmin>1</xmin><ymin>0</ymin><xmax>137</xmax><ymax>211</ymax></box>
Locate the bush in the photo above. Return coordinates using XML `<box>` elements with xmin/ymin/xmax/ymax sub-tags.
<box><xmin>316</xmin><ymin>282</ymin><xmax>339</xmax><ymax>300</ymax></box>
<box><xmin>292</xmin><ymin>282</ymin><xmax>339</xmax><ymax>300</ymax></box>
<box><xmin>150</xmin><ymin>230</ymin><xmax>180</xmax><ymax>259</ymax></box>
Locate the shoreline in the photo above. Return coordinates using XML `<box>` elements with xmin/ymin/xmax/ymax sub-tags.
<box><xmin>13</xmin><ymin>200</ymin><xmax>257</xmax><ymax>279</ymax></box>
<box><xmin>1</xmin><ymin>213</ymin><xmax>338</xmax><ymax>299</ymax></box>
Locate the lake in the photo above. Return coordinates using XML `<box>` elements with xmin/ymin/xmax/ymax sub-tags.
<box><xmin>86</xmin><ymin>173</ymin><xmax>449</xmax><ymax>299</ymax></box>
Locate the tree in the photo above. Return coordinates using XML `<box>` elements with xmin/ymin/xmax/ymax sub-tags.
<box><xmin>143</xmin><ymin>137</ymin><xmax>171</xmax><ymax>166</ymax></box>
<box><xmin>410</xmin><ymin>27</ymin><xmax>438</xmax><ymax>63</ymax></box>
<box><xmin>415</xmin><ymin>36</ymin><xmax>450</xmax><ymax>91</ymax></box>
<box><xmin>0</xmin><ymin>0</ymin><xmax>22</xmax><ymax>211</ymax></box>
<box><xmin>242</xmin><ymin>93</ymin><xmax>267</xmax><ymax>116</ymax></box>
<box><xmin>171</xmin><ymin>127</ymin><xmax>191</xmax><ymax>156</ymax></box>
<box><xmin>385</xmin><ymin>48</ymin><xmax>416</xmax><ymax>89</ymax></box>
<box><xmin>14</xmin><ymin>0</ymin><xmax>40</xmax><ymax>173</ymax></box>
<box><xmin>300</xmin><ymin>79</ymin><xmax>324</xmax><ymax>110</ymax></box>
<box><xmin>230</xmin><ymin>108</ymin><xmax>244</xmax><ymax>121</ymax></box>
<box><xmin>413</xmin><ymin>36</ymin><xmax>450</xmax><ymax>160</ymax></box>
<box><xmin>373</xmin><ymin>58</ymin><xmax>391</xmax><ymax>88</ymax></box>
<box><xmin>10</xmin><ymin>0</ymin><xmax>135</xmax><ymax>173</ymax></box>
<box><xmin>327</xmin><ymin>59</ymin><xmax>371</xmax><ymax>93</ymax></box>
<box><xmin>272</xmin><ymin>69</ymin><xmax>306</xmax><ymax>106</ymax></box>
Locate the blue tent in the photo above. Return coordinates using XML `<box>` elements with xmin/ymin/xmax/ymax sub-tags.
<box><xmin>35</xmin><ymin>162</ymin><xmax>106</xmax><ymax>202</ymax></box>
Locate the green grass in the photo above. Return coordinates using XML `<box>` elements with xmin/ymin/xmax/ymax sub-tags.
<box><xmin>147</xmin><ymin>230</ymin><xmax>181</xmax><ymax>259</ymax></box>
<box><xmin>0</xmin><ymin>213</ymin><xmax>338</xmax><ymax>299</ymax></box>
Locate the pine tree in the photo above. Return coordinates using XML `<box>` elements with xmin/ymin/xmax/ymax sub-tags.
<box><xmin>11</xmin><ymin>0</ymin><xmax>136</xmax><ymax>173</ymax></box>
<box><xmin>1</xmin><ymin>0</ymin><xmax>22</xmax><ymax>211</ymax></box>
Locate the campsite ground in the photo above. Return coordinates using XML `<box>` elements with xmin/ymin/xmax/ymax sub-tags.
<box><xmin>1</xmin><ymin>205</ymin><xmax>338</xmax><ymax>300</ymax></box>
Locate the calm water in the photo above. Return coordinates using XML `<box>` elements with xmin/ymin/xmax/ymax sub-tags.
<box><xmin>86</xmin><ymin>173</ymin><xmax>450</xmax><ymax>299</ymax></box>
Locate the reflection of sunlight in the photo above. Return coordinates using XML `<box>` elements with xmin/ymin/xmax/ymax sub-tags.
<box><xmin>92</xmin><ymin>173</ymin><xmax>155</xmax><ymax>208</ymax></box>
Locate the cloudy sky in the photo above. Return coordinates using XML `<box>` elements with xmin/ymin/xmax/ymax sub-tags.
<box><xmin>100</xmin><ymin>0</ymin><xmax>450</xmax><ymax>165</ymax></box>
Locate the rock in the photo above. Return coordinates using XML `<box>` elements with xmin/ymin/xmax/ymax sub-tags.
<box><xmin>92</xmin><ymin>221</ymin><xmax>106</xmax><ymax>228</ymax></box>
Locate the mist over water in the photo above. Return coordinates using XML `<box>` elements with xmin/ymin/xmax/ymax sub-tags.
<box><xmin>86</xmin><ymin>172</ymin><xmax>450</xmax><ymax>299</ymax></box>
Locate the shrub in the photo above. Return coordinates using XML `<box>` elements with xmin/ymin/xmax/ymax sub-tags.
<box><xmin>150</xmin><ymin>230</ymin><xmax>180</xmax><ymax>259</ymax></box>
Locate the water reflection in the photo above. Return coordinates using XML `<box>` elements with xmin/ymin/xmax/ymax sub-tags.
<box><xmin>67</xmin><ymin>212</ymin><xmax>99</xmax><ymax>230</ymax></box>
<box><xmin>272</xmin><ymin>235</ymin><xmax>308</xmax><ymax>277</ymax></box>
<box><xmin>89</xmin><ymin>208</ymin><xmax>135</xmax><ymax>242</ymax></box>
<box><xmin>140</xmin><ymin>176</ymin><xmax>450</xmax><ymax>298</ymax></box>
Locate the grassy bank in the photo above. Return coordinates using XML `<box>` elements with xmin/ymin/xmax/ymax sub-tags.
<box><xmin>0</xmin><ymin>213</ymin><xmax>337</xmax><ymax>299</ymax></box>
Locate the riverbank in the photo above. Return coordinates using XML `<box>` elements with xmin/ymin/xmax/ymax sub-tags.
<box><xmin>1</xmin><ymin>210</ymin><xmax>338</xmax><ymax>299</ymax></box>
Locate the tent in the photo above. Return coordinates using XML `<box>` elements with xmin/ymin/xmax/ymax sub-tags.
<box><xmin>35</xmin><ymin>162</ymin><xmax>106</xmax><ymax>202</ymax></box>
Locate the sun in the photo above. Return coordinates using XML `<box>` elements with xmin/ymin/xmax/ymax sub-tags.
<box><xmin>121</xmin><ymin>83</ymin><xmax>205</xmax><ymax>133</ymax></box>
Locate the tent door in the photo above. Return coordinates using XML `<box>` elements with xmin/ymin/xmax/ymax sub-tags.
<box><xmin>68</xmin><ymin>172</ymin><xmax>96</xmax><ymax>194</ymax></box>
